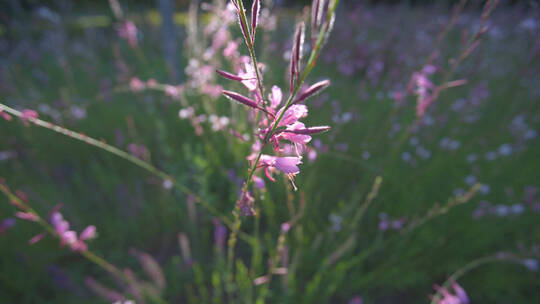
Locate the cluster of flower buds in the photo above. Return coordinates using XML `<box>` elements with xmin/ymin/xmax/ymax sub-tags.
<box><xmin>216</xmin><ymin>0</ymin><xmax>338</xmax><ymax>215</ymax></box>
<box><xmin>50</xmin><ymin>211</ymin><xmax>97</xmax><ymax>252</ymax></box>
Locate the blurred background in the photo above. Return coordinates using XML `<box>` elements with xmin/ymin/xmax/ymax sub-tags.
<box><xmin>1</xmin><ymin>0</ymin><xmax>539</xmax><ymax>303</ymax></box>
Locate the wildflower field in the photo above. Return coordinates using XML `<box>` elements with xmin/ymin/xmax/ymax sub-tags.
<box><xmin>1</xmin><ymin>0</ymin><xmax>539</xmax><ymax>303</ymax></box>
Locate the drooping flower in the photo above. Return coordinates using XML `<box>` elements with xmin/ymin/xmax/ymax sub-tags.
<box><xmin>257</xmin><ymin>154</ymin><xmax>302</xmax><ymax>189</ymax></box>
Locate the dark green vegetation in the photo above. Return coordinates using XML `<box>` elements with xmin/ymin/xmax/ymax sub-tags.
<box><xmin>1</xmin><ymin>4</ymin><xmax>539</xmax><ymax>303</ymax></box>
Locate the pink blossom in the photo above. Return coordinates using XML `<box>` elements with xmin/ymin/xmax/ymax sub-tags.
<box><xmin>129</xmin><ymin>77</ymin><xmax>145</xmax><ymax>92</ymax></box>
<box><xmin>28</xmin><ymin>232</ymin><xmax>46</xmax><ymax>245</ymax></box>
<box><xmin>223</xmin><ymin>41</ymin><xmax>239</xmax><ymax>58</ymax></box>
<box><xmin>434</xmin><ymin>282</ymin><xmax>470</xmax><ymax>304</ymax></box>
<box><xmin>0</xmin><ymin>109</ymin><xmax>13</xmax><ymax>121</ymax></box>
<box><xmin>212</xmin><ymin>27</ymin><xmax>229</xmax><ymax>51</ymax></box>
<box><xmin>51</xmin><ymin>212</ymin><xmax>69</xmax><ymax>235</ymax></box>
<box><xmin>269</xmin><ymin>85</ymin><xmax>283</xmax><ymax>109</ymax></box>
<box><xmin>62</xmin><ymin>230</ymin><xmax>78</xmax><ymax>245</ymax></box>
<box><xmin>277</xmin><ymin>122</ymin><xmax>312</xmax><ymax>155</ymax></box>
<box><xmin>451</xmin><ymin>282</ymin><xmax>469</xmax><ymax>304</ymax></box>
<box><xmin>116</xmin><ymin>21</ymin><xmax>138</xmax><ymax>47</ymax></box>
<box><xmin>238</xmin><ymin>61</ymin><xmax>258</xmax><ymax>91</ymax></box>
<box><xmin>80</xmin><ymin>225</ymin><xmax>97</xmax><ymax>241</ymax></box>
<box><xmin>274</xmin><ymin>156</ymin><xmax>302</xmax><ymax>174</ymax></box>
<box><xmin>201</xmin><ymin>84</ymin><xmax>223</xmax><ymax>98</ymax></box>
<box><xmin>21</xmin><ymin>109</ymin><xmax>38</xmax><ymax>125</ymax></box>
<box><xmin>50</xmin><ymin>211</ymin><xmax>95</xmax><ymax>252</ymax></box>
<box><xmin>274</xmin><ymin>104</ymin><xmax>308</xmax><ymax>127</ymax></box>
<box><xmin>258</xmin><ymin>154</ymin><xmax>302</xmax><ymax>188</ymax></box>
<box><xmin>164</xmin><ymin>85</ymin><xmax>183</xmax><ymax>99</ymax></box>
<box><xmin>147</xmin><ymin>78</ymin><xmax>159</xmax><ymax>88</ymax></box>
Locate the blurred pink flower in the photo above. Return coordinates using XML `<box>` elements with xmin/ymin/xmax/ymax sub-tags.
<box><xmin>21</xmin><ymin>109</ymin><xmax>38</xmax><ymax>126</ymax></box>
<box><xmin>80</xmin><ymin>225</ymin><xmax>97</xmax><ymax>241</ymax></box>
<box><xmin>28</xmin><ymin>232</ymin><xmax>46</xmax><ymax>245</ymax></box>
<box><xmin>434</xmin><ymin>282</ymin><xmax>470</xmax><ymax>304</ymax></box>
<box><xmin>0</xmin><ymin>109</ymin><xmax>12</xmax><ymax>121</ymax></box>
<box><xmin>223</xmin><ymin>41</ymin><xmax>239</xmax><ymax>58</ymax></box>
<box><xmin>129</xmin><ymin>77</ymin><xmax>145</xmax><ymax>92</ymax></box>
<box><xmin>116</xmin><ymin>20</ymin><xmax>138</xmax><ymax>47</ymax></box>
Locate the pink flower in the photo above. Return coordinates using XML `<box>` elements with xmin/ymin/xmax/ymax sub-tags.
<box><xmin>129</xmin><ymin>77</ymin><xmax>145</xmax><ymax>92</ymax></box>
<box><xmin>147</xmin><ymin>78</ymin><xmax>159</xmax><ymax>88</ymax></box>
<box><xmin>238</xmin><ymin>61</ymin><xmax>258</xmax><ymax>91</ymax></box>
<box><xmin>201</xmin><ymin>84</ymin><xmax>223</xmax><ymax>98</ymax></box>
<box><xmin>212</xmin><ymin>27</ymin><xmax>229</xmax><ymax>51</ymax></box>
<box><xmin>21</xmin><ymin>109</ymin><xmax>38</xmax><ymax>125</ymax></box>
<box><xmin>223</xmin><ymin>41</ymin><xmax>239</xmax><ymax>58</ymax></box>
<box><xmin>80</xmin><ymin>225</ymin><xmax>97</xmax><ymax>241</ymax></box>
<box><xmin>257</xmin><ymin>155</ymin><xmax>302</xmax><ymax>189</ymax></box>
<box><xmin>0</xmin><ymin>109</ymin><xmax>13</xmax><ymax>121</ymax></box>
<box><xmin>49</xmin><ymin>211</ymin><xmax>95</xmax><ymax>252</ymax></box>
<box><xmin>451</xmin><ymin>282</ymin><xmax>469</xmax><ymax>304</ymax></box>
<box><xmin>274</xmin><ymin>157</ymin><xmax>302</xmax><ymax>175</ymax></box>
<box><xmin>51</xmin><ymin>212</ymin><xmax>69</xmax><ymax>235</ymax></box>
<box><xmin>434</xmin><ymin>282</ymin><xmax>470</xmax><ymax>304</ymax></box>
<box><xmin>269</xmin><ymin>85</ymin><xmax>283</xmax><ymax>109</ymax></box>
<box><xmin>277</xmin><ymin>122</ymin><xmax>312</xmax><ymax>155</ymax></box>
<box><xmin>28</xmin><ymin>232</ymin><xmax>46</xmax><ymax>245</ymax></box>
<box><xmin>164</xmin><ymin>85</ymin><xmax>183</xmax><ymax>100</ymax></box>
<box><xmin>117</xmin><ymin>20</ymin><xmax>138</xmax><ymax>47</ymax></box>
<box><xmin>274</xmin><ymin>104</ymin><xmax>308</xmax><ymax>127</ymax></box>
<box><xmin>62</xmin><ymin>230</ymin><xmax>78</xmax><ymax>245</ymax></box>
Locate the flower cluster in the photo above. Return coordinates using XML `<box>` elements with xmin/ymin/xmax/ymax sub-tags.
<box><xmin>50</xmin><ymin>211</ymin><xmax>97</xmax><ymax>252</ymax></box>
<box><xmin>217</xmin><ymin>0</ymin><xmax>337</xmax><ymax>215</ymax></box>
